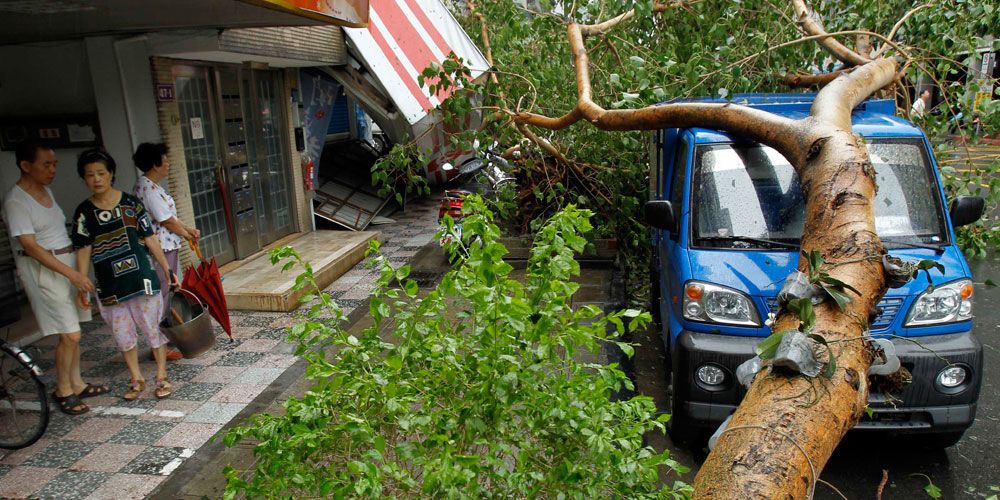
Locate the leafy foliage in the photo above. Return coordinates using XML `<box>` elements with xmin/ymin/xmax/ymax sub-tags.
<box><xmin>449</xmin><ymin>0</ymin><xmax>1000</xmax><ymax>308</ymax></box>
<box><xmin>223</xmin><ymin>196</ymin><xmax>690</xmax><ymax>498</ymax></box>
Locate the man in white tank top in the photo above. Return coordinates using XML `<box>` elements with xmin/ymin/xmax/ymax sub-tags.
<box><xmin>3</xmin><ymin>140</ymin><xmax>109</xmax><ymax>415</ymax></box>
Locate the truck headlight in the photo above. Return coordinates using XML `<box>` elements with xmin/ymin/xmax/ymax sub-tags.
<box><xmin>905</xmin><ymin>279</ymin><xmax>973</xmax><ymax>326</ymax></box>
<box><xmin>683</xmin><ymin>281</ymin><xmax>760</xmax><ymax>326</ymax></box>
<box><xmin>937</xmin><ymin>365</ymin><xmax>968</xmax><ymax>388</ymax></box>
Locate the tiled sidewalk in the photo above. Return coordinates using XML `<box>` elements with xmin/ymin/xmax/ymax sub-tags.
<box><xmin>0</xmin><ymin>196</ymin><xmax>441</xmax><ymax>499</ymax></box>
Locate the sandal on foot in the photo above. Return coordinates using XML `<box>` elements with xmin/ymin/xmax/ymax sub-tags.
<box><xmin>123</xmin><ymin>379</ymin><xmax>146</xmax><ymax>401</ymax></box>
<box><xmin>77</xmin><ymin>383</ymin><xmax>111</xmax><ymax>399</ymax></box>
<box><xmin>53</xmin><ymin>393</ymin><xmax>89</xmax><ymax>415</ymax></box>
<box><xmin>154</xmin><ymin>379</ymin><xmax>172</xmax><ymax>399</ymax></box>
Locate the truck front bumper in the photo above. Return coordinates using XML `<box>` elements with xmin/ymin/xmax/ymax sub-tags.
<box><xmin>672</xmin><ymin>329</ymin><xmax>982</xmax><ymax>434</ymax></box>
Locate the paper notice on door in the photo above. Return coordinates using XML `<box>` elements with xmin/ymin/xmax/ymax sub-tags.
<box><xmin>190</xmin><ymin>117</ymin><xmax>205</xmax><ymax>140</ymax></box>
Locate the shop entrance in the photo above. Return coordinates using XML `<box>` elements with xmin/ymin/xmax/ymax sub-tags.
<box><xmin>173</xmin><ymin>64</ymin><xmax>296</xmax><ymax>264</ymax></box>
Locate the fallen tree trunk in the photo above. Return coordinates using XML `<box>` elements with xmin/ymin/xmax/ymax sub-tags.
<box><xmin>693</xmin><ymin>59</ymin><xmax>897</xmax><ymax>498</ymax></box>
<box><xmin>507</xmin><ymin>6</ymin><xmax>901</xmax><ymax>495</ymax></box>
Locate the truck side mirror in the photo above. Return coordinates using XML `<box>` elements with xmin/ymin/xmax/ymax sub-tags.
<box><xmin>644</xmin><ymin>200</ymin><xmax>676</xmax><ymax>232</ymax></box>
<box><xmin>950</xmin><ymin>196</ymin><xmax>985</xmax><ymax>228</ymax></box>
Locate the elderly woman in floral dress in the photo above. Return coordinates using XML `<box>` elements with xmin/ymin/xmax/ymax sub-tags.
<box><xmin>72</xmin><ymin>149</ymin><xmax>176</xmax><ymax>400</ymax></box>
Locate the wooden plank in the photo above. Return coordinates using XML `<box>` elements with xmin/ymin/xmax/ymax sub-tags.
<box><xmin>223</xmin><ymin>230</ymin><xmax>380</xmax><ymax>311</ymax></box>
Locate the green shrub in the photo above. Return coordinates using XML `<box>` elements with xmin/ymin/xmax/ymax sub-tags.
<box><xmin>222</xmin><ymin>196</ymin><xmax>690</xmax><ymax>499</ymax></box>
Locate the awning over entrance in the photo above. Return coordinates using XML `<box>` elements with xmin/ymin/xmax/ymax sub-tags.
<box><xmin>0</xmin><ymin>0</ymin><xmax>367</xmax><ymax>45</ymax></box>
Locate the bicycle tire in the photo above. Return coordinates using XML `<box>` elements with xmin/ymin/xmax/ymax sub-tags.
<box><xmin>0</xmin><ymin>343</ymin><xmax>49</xmax><ymax>450</ymax></box>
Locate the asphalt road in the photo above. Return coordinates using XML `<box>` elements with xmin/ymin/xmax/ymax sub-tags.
<box><xmin>633</xmin><ymin>256</ymin><xmax>1000</xmax><ymax>499</ymax></box>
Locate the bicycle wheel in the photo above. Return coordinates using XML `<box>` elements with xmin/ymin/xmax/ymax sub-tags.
<box><xmin>0</xmin><ymin>344</ymin><xmax>49</xmax><ymax>449</ymax></box>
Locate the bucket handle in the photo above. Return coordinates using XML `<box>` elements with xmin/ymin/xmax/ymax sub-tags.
<box><xmin>174</xmin><ymin>288</ymin><xmax>206</xmax><ymax>310</ymax></box>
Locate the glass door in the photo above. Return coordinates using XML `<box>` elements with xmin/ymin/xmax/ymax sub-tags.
<box><xmin>215</xmin><ymin>68</ymin><xmax>261</xmax><ymax>260</ymax></box>
<box><xmin>173</xmin><ymin>66</ymin><xmax>236</xmax><ymax>265</ymax></box>
<box><xmin>243</xmin><ymin>69</ymin><xmax>295</xmax><ymax>246</ymax></box>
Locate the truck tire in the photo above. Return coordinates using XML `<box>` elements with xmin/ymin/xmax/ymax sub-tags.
<box><xmin>666</xmin><ymin>366</ymin><xmax>705</xmax><ymax>447</ymax></box>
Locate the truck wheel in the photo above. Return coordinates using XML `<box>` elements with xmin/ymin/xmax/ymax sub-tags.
<box><xmin>666</xmin><ymin>368</ymin><xmax>704</xmax><ymax>446</ymax></box>
<box><xmin>918</xmin><ymin>431</ymin><xmax>965</xmax><ymax>449</ymax></box>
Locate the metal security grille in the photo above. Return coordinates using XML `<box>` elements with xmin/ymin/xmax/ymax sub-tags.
<box><xmin>175</xmin><ymin>73</ymin><xmax>235</xmax><ymax>264</ymax></box>
<box><xmin>256</xmin><ymin>72</ymin><xmax>293</xmax><ymax>238</ymax></box>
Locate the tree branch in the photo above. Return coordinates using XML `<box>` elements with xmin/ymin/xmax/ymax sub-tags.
<box><xmin>514</xmin><ymin>23</ymin><xmax>806</xmax><ymax>165</ymax></box>
<box><xmin>871</xmin><ymin>3</ymin><xmax>931</xmax><ymax>59</ymax></box>
<box><xmin>812</xmin><ymin>58</ymin><xmax>899</xmax><ymax>130</ymax></box>
<box><xmin>791</xmin><ymin>0</ymin><xmax>870</xmax><ymax>66</ymax></box>
<box><xmin>782</xmin><ymin>67</ymin><xmax>853</xmax><ymax>88</ymax></box>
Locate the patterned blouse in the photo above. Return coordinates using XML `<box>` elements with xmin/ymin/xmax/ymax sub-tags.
<box><xmin>71</xmin><ymin>193</ymin><xmax>160</xmax><ymax>306</ymax></box>
<box><xmin>133</xmin><ymin>175</ymin><xmax>183</xmax><ymax>252</ymax></box>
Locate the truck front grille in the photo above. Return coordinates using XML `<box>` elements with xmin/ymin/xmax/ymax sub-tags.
<box><xmin>765</xmin><ymin>296</ymin><xmax>904</xmax><ymax>332</ymax></box>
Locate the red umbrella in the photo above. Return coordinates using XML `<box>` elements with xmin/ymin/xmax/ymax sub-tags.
<box><xmin>181</xmin><ymin>241</ymin><xmax>233</xmax><ymax>340</ymax></box>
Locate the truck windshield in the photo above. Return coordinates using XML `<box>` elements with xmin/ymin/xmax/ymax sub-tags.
<box><xmin>692</xmin><ymin>138</ymin><xmax>948</xmax><ymax>250</ymax></box>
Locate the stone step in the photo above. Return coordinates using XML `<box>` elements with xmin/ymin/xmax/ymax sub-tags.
<box><xmin>222</xmin><ymin>230</ymin><xmax>380</xmax><ymax>312</ymax></box>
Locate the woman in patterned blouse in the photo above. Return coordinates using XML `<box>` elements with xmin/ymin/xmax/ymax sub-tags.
<box><xmin>72</xmin><ymin>150</ymin><xmax>177</xmax><ymax>400</ymax></box>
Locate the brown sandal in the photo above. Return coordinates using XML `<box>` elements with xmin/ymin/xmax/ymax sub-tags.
<box><xmin>123</xmin><ymin>379</ymin><xmax>146</xmax><ymax>401</ymax></box>
<box><xmin>155</xmin><ymin>379</ymin><xmax>172</xmax><ymax>399</ymax></box>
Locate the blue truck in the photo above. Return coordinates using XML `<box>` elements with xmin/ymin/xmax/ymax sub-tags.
<box><xmin>645</xmin><ymin>94</ymin><xmax>985</xmax><ymax>448</ymax></box>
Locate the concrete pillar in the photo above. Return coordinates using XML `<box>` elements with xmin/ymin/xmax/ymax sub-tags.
<box><xmin>84</xmin><ymin>36</ymin><xmax>138</xmax><ymax>190</ymax></box>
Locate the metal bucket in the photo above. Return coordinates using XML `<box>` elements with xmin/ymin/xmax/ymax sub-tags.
<box><xmin>160</xmin><ymin>289</ymin><xmax>215</xmax><ymax>359</ymax></box>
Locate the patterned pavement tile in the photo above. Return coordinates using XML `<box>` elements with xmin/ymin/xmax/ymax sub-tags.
<box><xmin>85</xmin><ymin>472</ymin><xmax>165</xmax><ymax>500</ymax></box>
<box><xmin>23</xmin><ymin>440</ymin><xmax>98</xmax><ymax>468</ymax></box>
<box><xmin>0</xmin><ymin>437</ymin><xmax>51</xmax><ymax>466</ymax></box>
<box><xmin>238</xmin><ymin>315</ymin><xmax>275</xmax><ymax>327</ymax></box>
<box><xmin>233</xmin><ymin>367</ymin><xmax>284</xmax><ymax>385</ymax></box>
<box><xmin>43</xmin><ymin>413</ymin><xmax>87</xmax><ymax>439</ymax></box>
<box><xmin>215</xmin><ymin>351</ymin><xmax>265</xmax><ymax>367</ymax></box>
<box><xmin>341</xmin><ymin>285</ymin><xmax>375</xmax><ymax>300</ymax></box>
<box><xmin>268</xmin><ymin>341</ymin><xmax>296</xmax><ymax>355</ymax></box>
<box><xmin>171</xmin><ymin>382</ymin><xmax>225</xmax><ymax>401</ymax></box>
<box><xmin>155</xmin><ymin>422</ymin><xmax>223</xmax><ymax>449</ymax></box>
<box><xmin>162</xmin><ymin>363</ymin><xmax>205</xmax><ymax>382</ymax></box>
<box><xmin>235</xmin><ymin>339</ymin><xmax>280</xmax><ymax>352</ymax></box>
<box><xmin>232</xmin><ymin>325</ymin><xmax>263</xmax><ymax>339</ymax></box>
<box><xmin>109</xmin><ymin>420</ymin><xmax>177</xmax><ymax>446</ymax></box>
<box><xmin>174</xmin><ymin>350</ymin><xmax>223</xmax><ymax>366</ymax></box>
<box><xmin>252</xmin><ymin>353</ymin><xmax>298</xmax><ymax>369</ymax></box>
<box><xmin>62</xmin><ymin>417</ymin><xmax>132</xmax><ymax>442</ymax></box>
<box><xmin>70</xmin><ymin>443</ymin><xmax>146</xmax><ymax>473</ymax></box>
<box><xmin>0</xmin><ymin>465</ymin><xmax>61</xmax><ymax>498</ymax></box>
<box><xmin>209</xmin><ymin>384</ymin><xmax>268</xmax><ymax>404</ymax></box>
<box><xmin>82</xmin><ymin>362</ymin><xmax>128</xmax><ymax>379</ymax></box>
<box><xmin>252</xmin><ymin>327</ymin><xmax>293</xmax><ymax>341</ymax></box>
<box><xmin>334</xmin><ymin>298</ymin><xmax>365</xmax><ymax>310</ymax></box>
<box><xmin>80</xmin><ymin>346</ymin><xmax>120</xmax><ymax>362</ymax></box>
<box><xmin>191</xmin><ymin>366</ymin><xmax>247</xmax><ymax>384</ymax></box>
<box><xmin>121</xmin><ymin>446</ymin><xmax>186</xmax><ymax>475</ymax></box>
<box><xmin>184</xmin><ymin>402</ymin><xmax>245</xmax><ymax>424</ymax></box>
<box><xmin>212</xmin><ymin>339</ymin><xmax>245</xmax><ymax>351</ymax></box>
<box><xmin>33</xmin><ymin>469</ymin><xmax>112</xmax><ymax>499</ymax></box>
<box><xmin>141</xmin><ymin>399</ymin><xmax>203</xmax><ymax>421</ymax></box>
<box><xmin>269</xmin><ymin>316</ymin><xmax>296</xmax><ymax>328</ymax></box>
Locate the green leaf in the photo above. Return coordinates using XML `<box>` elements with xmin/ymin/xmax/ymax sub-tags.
<box><xmin>818</xmin><ymin>275</ymin><xmax>861</xmax><ymax>296</ymax></box>
<box><xmin>924</xmin><ymin>479</ymin><xmax>943</xmax><ymax>499</ymax></box>
<box><xmin>756</xmin><ymin>331</ymin><xmax>785</xmax><ymax>359</ymax></box>
<box><xmin>786</xmin><ymin>298</ymin><xmax>815</xmax><ymax>332</ymax></box>
<box><xmin>865</xmin><ymin>405</ymin><xmax>874</xmax><ymax>419</ymax></box>
<box><xmin>822</xmin><ymin>285</ymin><xmax>852</xmax><ymax>311</ymax></box>
<box><xmin>985</xmin><ymin>279</ymin><xmax>997</xmax><ymax>288</ymax></box>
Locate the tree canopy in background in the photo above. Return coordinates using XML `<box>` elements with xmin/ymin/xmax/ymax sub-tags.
<box><xmin>454</xmin><ymin>0</ymin><xmax>1000</xmax><ymax>270</ymax></box>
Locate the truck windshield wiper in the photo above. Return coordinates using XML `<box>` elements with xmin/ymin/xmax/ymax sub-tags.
<box><xmin>698</xmin><ymin>236</ymin><xmax>799</xmax><ymax>250</ymax></box>
<box><xmin>881</xmin><ymin>238</ymin><xmax>945</xmax><ymax>253</ymax></box>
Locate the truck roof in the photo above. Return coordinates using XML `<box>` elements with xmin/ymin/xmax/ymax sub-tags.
<box><xmin>661</xmin><ymin>93</ymin><xmax>924</xmax><ymax>143</ymax></box>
